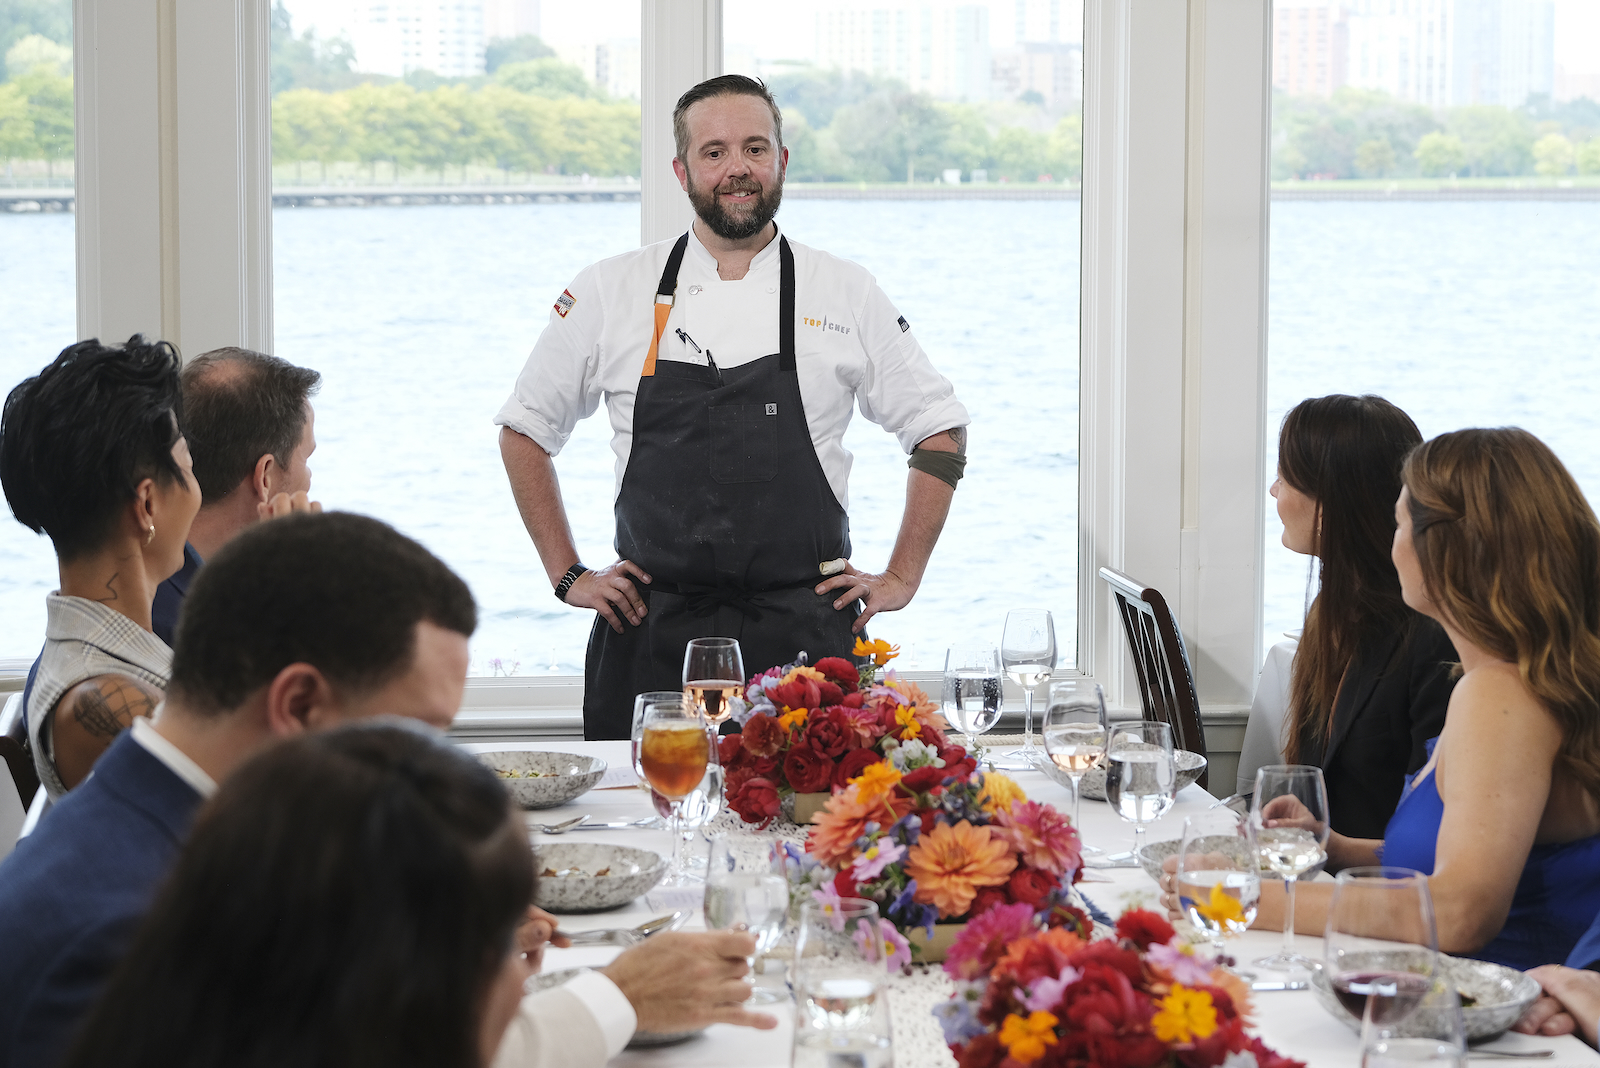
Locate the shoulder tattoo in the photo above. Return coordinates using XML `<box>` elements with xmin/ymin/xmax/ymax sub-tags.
<box><xmin>64</xmin><ymin>675</ymin><xmax>160</xmax><ymax>740</ymax></box>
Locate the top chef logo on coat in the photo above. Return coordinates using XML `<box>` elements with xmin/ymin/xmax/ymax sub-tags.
<box><xmin>553</xmin><ymin>289</ymin><xmax>576</xmax><ymax>318</ymax></box>
<box><xmin>802</xmin><ymin>315</ymin><xmax>851</xmax><ymax>336</ymax></box>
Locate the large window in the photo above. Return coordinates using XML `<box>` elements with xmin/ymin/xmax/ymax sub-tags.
<box><xmin>0</xmin><ymin>4</ymin><xmax>76</xmax><ymax>665</ymax></box>
<box><xmin>722</xmin><ymin>0</ymin><xmax>1085</xmax><ymax>671</ymax></box>
<box><xmin>1265</xmin><ymin>0</ymin><xmax>1600</xmax><ymax>654</ymax></box>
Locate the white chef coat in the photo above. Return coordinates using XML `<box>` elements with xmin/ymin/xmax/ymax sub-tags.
<box><xmin>491</xmin><ymin>969</ymin><xmax>636</xmax><ymax>1068</ymax></box>
<box><xmin>494</xmin><ymin>224</ymin><xmax>969</xmax><ymax>511</ymax></box>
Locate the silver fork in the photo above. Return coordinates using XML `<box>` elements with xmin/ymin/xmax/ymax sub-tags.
<box><xmin>528</xmin><ymin>815</ymin><xmax>590</xmax><ymax>834</ymax></box>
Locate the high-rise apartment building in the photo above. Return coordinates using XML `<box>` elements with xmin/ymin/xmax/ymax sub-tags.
<box><xmin>347</xmin><ymin>1</ymin><xmax>487</xmax><ymax>77</ymax></box>
<box><xmin>1450</xmin><ymin>0</ymin><xmax>1554</xmax><ymax>106</ymax></box>
<box><xmin>1273</xmin><ymin>1</ymin><xmax>1349</xmax><ymax>98</ymax></box>
<box><xmin>1344</xmin><ymin>0</ymin><xmax>1453</xmax><ymax>107</ymax></box>
<box><xmin>815</xmin><ymin>3</ymin><xmax>993</xmax><ymax>103</ymax></box>
<box><xmin>483</xmin><ymin>0</ymin><xmax>539</xmax><ymax>43</ymax></box>
<box><xmin>991</xmin><ymin>42</ymin><xmax>1082</xmax><ymax>108</ymax></box>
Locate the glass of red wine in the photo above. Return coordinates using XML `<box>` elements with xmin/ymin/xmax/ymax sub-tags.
<box><xmin>1325</xmin><ymin>866</ymin><xmax>1439</xmax><ymax>1042</ymax></box>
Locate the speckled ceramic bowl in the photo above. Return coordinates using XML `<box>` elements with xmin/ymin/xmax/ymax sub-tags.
<box><xmin>1133</xmin><ymin>833</ymin><xmax>1260</xmax><ymax>884</ymax></box>
<box><xmin>530</xmin><ymin>968</ymin><xmax>706</xmax><ymax>1048</ymax></box>
<box><xmin>479</xmin><ymin>751</ymin><xmax>606</xmax><ymax>809</ymax></box>
<box><xmin>532</xmin><ymin>843</ymin><xmax>666</xmax><ymax>913</ymax></box>
<box><xmin>1311</xmin><ymin>952</ymin><xmax>1540</xmax><ymax>1041</ymax></box>
<box><xmin>1039</xmin><ymin>748</ymin><xmax>1206</xmax><ymax>802</ymax></box>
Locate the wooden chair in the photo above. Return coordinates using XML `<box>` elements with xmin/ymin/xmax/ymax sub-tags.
<box><xmin>0</xmin><ymin>692</ymin><xmax>39</xmax><ymax>811</ymax></box>
<box><xmin>1097</xmin><ymin>567</ymin><xmax>1209</xmax><ymax>790</ymax></box>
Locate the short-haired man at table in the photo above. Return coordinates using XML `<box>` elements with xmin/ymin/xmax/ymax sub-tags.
<box><xmin>0</xmin><ymin>513</ymin><xmax>773</xmax><ymax>1068</ymax></box>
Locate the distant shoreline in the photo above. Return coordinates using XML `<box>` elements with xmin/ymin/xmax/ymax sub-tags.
<box><xmin>6</xmin><ymin>178</ymin><xmax>1600</xmax><ymax>213</ymax></box>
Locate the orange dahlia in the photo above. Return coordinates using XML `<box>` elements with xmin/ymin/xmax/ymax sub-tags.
<box><xmin>808</xmin><ymin>784</ymin><xmax>914</xmax><ymax>869</ymax></box>
<box><xmin>906</xmin><ymin>819</ymin><xmax>1018</xmax><ymax>917</ymax></box>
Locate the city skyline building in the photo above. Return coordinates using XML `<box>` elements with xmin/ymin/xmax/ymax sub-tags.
<box><xmin>483</xmin><ymin>0</ymin><xmax>540</xmax><ymax>43</ymax></box>
<box><xmin>1273</xmin><ymin>1</ymin><xmax>1349</xmax><ymax>98</ymax></box>
<box><xmin>814</xmin><ymin>3</ymin><xmax>993</xmax><ymax>102</ymax></box>
<box><xmin>990</xmin><ymin>41</ymin><xmax>1082</xmax><ymax>109</ymax></box>
<box><xmin>339</xmin><ymin>1</ymin><xmax>488</xmax><ymax>78</ymax></box>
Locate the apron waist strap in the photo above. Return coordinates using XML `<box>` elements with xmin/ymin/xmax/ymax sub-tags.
<box><xmin>649</xmin><ymin>577</ymin><xmax>817</xmax><ymax>621</ymax></box>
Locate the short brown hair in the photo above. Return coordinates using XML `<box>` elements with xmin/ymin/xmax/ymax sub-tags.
<box><xmin>182</xmin><ymin>348</ymin><xmax>321</xmax><ymax>504</ymax></box>
<box><xmin>672</xmin><ymin>74</ymin><xmax>783</xmax><ymax>162</ymax></box>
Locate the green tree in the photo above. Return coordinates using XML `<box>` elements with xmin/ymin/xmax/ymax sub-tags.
<box><xmin>272</xmin><ymin>87</ymin><xmax>351</xmax><ymax>178</ymax></box>
<box><xmin>1414</xmin><ymin>131</ymin><xmax>1466</xmax><ymax>176</ymax></box>
<box><xmin>0</xmin><ymin>0</ymin><xmax>69</xmax><ymax>82</ymax></box>
<box><xmin>936</xmin><ymin>103</ymin><xmax>991</xmax><ymax>173</ymax></box>
<box><xmin>1354</xmin><ymin>137</ymin><xmax>1395</xmax><ymax>177</ymax></box>
<box><xmin>765</xmin><ymin>65</ymin><xmax>902</xmax><ymax>128</ymax></box>
<box><xmin>1578</xmin><ymin>138</ymin><xmax>1600</xmax><ymax>176</ymax></box>
<box><xmin>1447</xmin><ymin>106</ymin><xmax>1535</xmax><ymax>176</ymax></box>
<box><xmin>344</xmin><ymin>82</ymin><xmax>428</xmax><ymax>178</ymax></box>
<box><xmin>990</xmin><ymin>126</ymin><xmax>1050</xmax><ymax>181</ymax></box>
<box><xmin>1047</xmin><ymin>112</ymin><xmax>1082</xmax><ymax>181</ymax></box>
<box><xmin>0</xmin><ymin>80</ymin><xmax>37</xmax><ymax>160</ymax></box>
<box><xmin>477</xmin><ymin>84</ymin><xmax>561</xmax><ymax>173</ymax></box>
<box><xmin>485</xmin><ymin>35</ymin><xmax>554</xmax><ymax>74</ymax></box>
<box><xmin>496</xmin><ymin>58</ymin><xmax>594</xmax><ymax>99</ymax></box>
<box><xmin>270</xmin><ymin>0</ymin><xmax>358</xmax><ymax>95</ymax></box>
<box><xmin>1532</xmin><ymin>132</ymin><xmax>1575</xmax><ymax>176</ymax></box>
<box><xmin>548</xmin><ymin>97</ymin><xmax>640</xmax><ymax>176</ymax></box>
<box><xmin>5</xmin><ymin>33</ymin><xmax>68</xmax><ymax>76</ymax></box>
<box><xmin>13</xmin><ymin>66</ymin><xmax>70</xmax><ymax>173</ymax></box>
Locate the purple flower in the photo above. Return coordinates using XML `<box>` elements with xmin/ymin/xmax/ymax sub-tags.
<box><xmin>887</xmin><ymin>880</ymin><xmax>938</xmax><ymax>938</ymax></box>
<box><xmin>812</xmin><ymin>883</ymin><xmax>848</xmax><ymax>931</ymax></box>
<box><xmin>852</xmin><ymin>917</ymin><xmax>912</xmax><ymax>971</ymax></box>
<box><xmin>1019</xmin><ymin>967</ymin><xmax>1080</xmax><ymax>1013</ymax></box>
<box><xmin>932</xmin><ymin>981</ymin><xmax>989</xmax><ymax>1044</ymax></box>
<box><xmin>851</xmin><ymin>837</ymin><xmax>907</xmax><ymax>881</ymax></box>
<box><xmin>1147</xmin><ymin>936</ymin><xmax>1220</xmax><ymax>986</ymax></box>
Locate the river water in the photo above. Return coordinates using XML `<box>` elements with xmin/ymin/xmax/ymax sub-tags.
<box><xmin>1</xmin><ymin>198</ymin><xmax>1596</xmax><ymax>676</ymax></box>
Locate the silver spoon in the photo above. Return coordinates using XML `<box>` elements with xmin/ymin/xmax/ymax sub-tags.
<box><xmin>529</xmin><ymin>815</ymin><xmax>590</xmax><ymax>834</ymax></box>
<box><xmin>1467</xmin><ymin>1051</ymin><xmax>1555</xmax><ymax>1060</ymax></box>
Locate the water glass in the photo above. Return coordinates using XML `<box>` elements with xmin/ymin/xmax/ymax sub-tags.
<box><xmin>1175</xmin><ymin>808</ymin><xmax>1260</xmax><ymax>950</ymax></box>
<box><xmin>1041</xmin><ymin>679</ymin><xmax>1107</xmax><ymax>851</ymax></box>
<box><xmin>1250</xmin><ymin>764</ymin><xmax>1331</xmax><ymax>973</ymax></box>
<box><xmin>683</xmin><ymin>637</ymin><xmax>745</xmax><ymax>725</ymax></box>
<box><xmin>1104</xmin><ymin>720</ymin><xmax>1176</xmax><ymax>860</ymax></box>
<box><xmin>1001</xmin><ymin>608</ymin><xmax>1057</xmax><ymax>764</ymax></box>
<box><xmin>704</xmin><ymin>837</ymin><xmax>791</xmax><ymax>1005</ymax></box>
<box><xmin>1360</xmin><ymin>981</ymin><xmax>1466</xmax><ymax>1068</ymax></box>
<box><xmin>640</xmin><ymin>701</ymin><xmax>715</xmax><ymax>887</ymax></box>
<box><xmin>792</xmin><ymin>899</ymin><xmax>893</xmax><ymax>1068</ymax></box>
<box><xmin>1327</xmin><ymin>866</ymin><xmax>1439</xmax><ymax>1036</ymax></box>
<box><xmin>942</xmin><ymin>643</ymin><xmax>1003</xmax><ymax>756</ymax></box>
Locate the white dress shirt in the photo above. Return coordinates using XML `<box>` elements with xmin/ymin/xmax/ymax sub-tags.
<box><xmin>491</xmin><ymin>968</ymin><xmax>637</xmax><ymax>1068</ymax></box>
<box><xmin>129</xmin><ymin>714</ymin><xmax>217</xmax><ymax>798</ymax></box>
<box><xmin>494</xmin><ymin>224</ymin><xmax>969</xmax><ymax>511</ymax></box>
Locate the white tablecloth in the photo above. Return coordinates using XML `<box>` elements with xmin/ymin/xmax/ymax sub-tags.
<box><xmin>464</xmin><ymin>739</ymin><xmax>1599</xmax><ymax>1068</ymax></box>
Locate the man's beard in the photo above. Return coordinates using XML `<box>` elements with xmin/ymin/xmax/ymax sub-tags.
<box><xmin>686</xmin><ymin>172</ymin><xmax>784</xmax><ymax>240</ymax></box>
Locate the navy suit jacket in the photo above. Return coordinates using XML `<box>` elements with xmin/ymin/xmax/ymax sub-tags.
<box><xmin>0</xmin><ymin>731</ymin><xmax>202</xmax><ymax>1068</ymax></box>
<box><xmin>151</xmin><ymin>542</ymin><xmax>203</xmax><ymax>649</ymax></box>
<box><xmin>1568</xmin><ymin>911</ymin><xmax>1600</xmax><ymax>970</ymax></box>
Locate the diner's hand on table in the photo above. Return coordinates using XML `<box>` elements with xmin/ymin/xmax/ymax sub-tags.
<box><xmin>1513</xmin><ymin>965</ymin><xmax>1600</xmax><ymax>1047</ymax></box>
<box><xmin>815</xmin><ymin>562</ymin><xmax>914</xmax><ymax>633</ymax></box>
<box><xmin>567</xmin><ymin>560</ymin><xmax>651</xmax><ymax>633</ymax></box>
<box><xmin>517</xmin><ymin>906</ymin><xmax>572</xmax><ymax>973</ymax></box>
<box><xmin>1157</xmin><ymin>853</ymin><xmax>1242</xmax><ymax>925</ymax></box>
<box><xmin>257</xmin><ymin>490</ymin><xmax>322</xmax><ymax>520</ymax></box>
<box><xmin>600</xmin><ymin>931</ymin><xmax>779</xmax><ymax>1033</ymax></box>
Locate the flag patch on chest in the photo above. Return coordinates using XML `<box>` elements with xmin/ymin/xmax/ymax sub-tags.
<box><xmin>897</xmin><ymin>315</ymin><xmax>910</xmax><ymax>333</ymax></box>
<box><xmin>554</xmin><ymin>289</ymin><xmax>576</xmax><ymax>318</ymax></box>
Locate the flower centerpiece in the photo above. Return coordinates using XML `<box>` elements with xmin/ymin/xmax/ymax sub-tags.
<box><xmin>781</xmin><ymin>758</ymin><xmax>1090</xmax><ymax>962</ymax></box>
<box><xmin>934</xmin><ymin>905</ymin><xmax>1307</xmax><ymax>1068</ymax></box>
<box><xmin>721</xmin><ymin>639</ymin><xmax>977</xmax><ymax>827</ymax></box>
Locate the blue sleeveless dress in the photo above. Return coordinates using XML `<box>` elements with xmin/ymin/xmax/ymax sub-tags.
<box><xmin>1382</xmin><ymin>739</ymin><xmax>1600</xmax><ymax>969</ymax></box>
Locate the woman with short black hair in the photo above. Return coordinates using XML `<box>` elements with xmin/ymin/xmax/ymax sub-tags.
<box><xmin>61</xmin><ymin>722</ymin><xmax>536</xmax><ymax>1068</ymax></box>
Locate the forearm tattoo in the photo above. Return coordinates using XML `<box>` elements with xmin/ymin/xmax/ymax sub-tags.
<box><xmin>68</xmin><ymin>677</ymin><xmax>158</xmax><ymax>739</ymax></box>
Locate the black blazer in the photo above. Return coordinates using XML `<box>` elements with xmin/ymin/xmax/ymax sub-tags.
<box><xmin>1302</xmin><ymin>616</ymin><xmax>1457</xmax><ymax>841</ymax></box>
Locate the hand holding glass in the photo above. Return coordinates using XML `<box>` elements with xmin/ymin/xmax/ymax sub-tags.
<box><xmin>703</xmin><ymin>837</ymin><xmax>790</xmax><ymax>1005</ymax></box>
<box><xmin>1041</xmin><ymin>679</ymin><xmax>1108</xmax><ymax>851</ymax></box>
<box><xmin>1250</xmin><ymin>764</ymin><xmax>1332</xmax><ymax>973</ymax></box>
<box><xmin>683</xmin><ymin>637</ymin><xmax>745</xmax><ymax>725</ymax></box>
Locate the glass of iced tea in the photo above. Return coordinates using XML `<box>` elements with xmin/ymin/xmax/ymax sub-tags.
<box><xmin>640</xmin><ymin>700</ymin><xmax>716</xmax><ymax>884</ymax></box>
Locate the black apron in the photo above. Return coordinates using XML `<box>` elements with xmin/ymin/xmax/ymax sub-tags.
<box><xmin>582</xmin><ymin>233</ymin><xmax>858</xmax><ymax>738</ymax></box>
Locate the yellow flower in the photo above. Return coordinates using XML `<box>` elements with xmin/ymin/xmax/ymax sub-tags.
<box><xmin>893</xmin><ymin>703</ymin><xmax>921</xmax><ymax>740</ymax></box>
<box><xmin>1151</xmin><ymin>984</ymin><xmax>1218</xmax><ymax>1044</ymax></box>
<box><xmin>851</xmin><ymin>761</ymin><xmax>903</xmax><ymax>804</ymax></box>
<box><xmin>853</xmin><ymin>637</ymin><xmax>900</xmax><ymax>666</ymax></box>
<box><xmin>977</xmin><ymin>772</ymin><xmax>1027</xmax><ymax>814</ymax></box>
<box><xmin>1193</xmin><ymin>882</ymin><xmax>1246</xmax><ymax>929</ymax></box>
<box><xmin>777</xmin><ymin>706</ymin><xmax>810</xmax><ymax>732</ymax></box>
<box><xmin>998</xmin><ymin>1011</ymin><xmax>1058</xmax><ymax>1064</ymax></box>
<box><xmin>782</xmin><ymin>665</ymin><xmax>826</xmax><ymax>684</ymax></box>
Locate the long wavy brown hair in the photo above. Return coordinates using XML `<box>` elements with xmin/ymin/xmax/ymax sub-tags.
<box><xmin>1279</xmin><ymin>395</ymin><xmax>1423</xmax><ymax>764</ymax></box>
<box><xmin>1403</xmin><ymin>428</ymin><xmax>1600</xmax><ymax>801</ymax></box>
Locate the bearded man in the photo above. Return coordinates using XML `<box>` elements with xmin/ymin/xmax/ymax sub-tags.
<box><xmin>496</xmin><ymin>75</ymin><xmax>970</xmax><ymax>739</ymax></box>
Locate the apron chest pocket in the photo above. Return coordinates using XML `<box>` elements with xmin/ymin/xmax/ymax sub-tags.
<box><xmin>709</xmin><ymin>403</ymin><xmax>777</xmax><ymax>484</ymax></box>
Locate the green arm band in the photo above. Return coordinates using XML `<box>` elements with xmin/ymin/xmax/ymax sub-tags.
<box><xmin>907</xmin><ymin>447</ymin><xmax>967</xmax><ymax>489</ymax></box>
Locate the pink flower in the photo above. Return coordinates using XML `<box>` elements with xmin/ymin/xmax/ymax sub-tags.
<box><xmin>943</xmin><ymin>901</ymin><xmax>1038</xmax><ymax>981</ymax></box>
<box><xmin>851</xmin><ymin>837</ymin><xmax>907</xmax><ymax>881</ymax></box>
<box><xmin>1020</xmin><ymin>967</ymin><xmax>1081</xmax><ymax>1013</ymax></box>
<box><xmin>991</xmin><ymin>800</ymin><xmax>1082</xmax><ymax>878</ymax></box>
<box><xmin>852</xmin><ymin>917</ymin><xmax>913</xmax><ymax>971</ymax></box>
<box><xmin>1147</xmin><ymin>936</ymin><xmax>1220</xmax><ymax>986</ymax></box>
<box><xmin>811</xmin><ymin>883</ymin><xmax>848</xmax><ymax>932</ymax></box>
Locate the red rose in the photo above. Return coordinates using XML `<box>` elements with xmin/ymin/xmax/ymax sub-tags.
<box><xmin>816</xmin><ymin>679</ymin><xmax>845</xmax><ymax>706</ymax></box>
<box><xmin>953</xmin><ymin>1033</ymin><xmax>1005</xmax><ymax>1068</ymax></box>
<box><xmin>918</xmin><ymin>809</ymin><xmax>939</xmax><ymax>835</ymax></box>
<box><xmin>783</xmin><ymin>743</ymin><xmax>835</xmax><ymax>794</ymax></box>
<box><xmin>1114</xmin><ymin>907</ymin><xmax>1175</xmax><ymax>951</ymax></box>
<box><xmin>899</xmin><ymin>765</ymin><xmax>948</xmax><ymax>794</ymax></box>
<box><xmin>815</xmin><ymin>657</ymin><xmax>861</xmax><ymax>690</ymax></box>
<box><xmin>1042</xmin><ymin>903</ymin><xmax>1093</xmax><ymax>937</ymax></box>
<box><xmin>943</xmin><ymin>755</ymin><xmax>978</xmax><ymax>781</ymax></box>
<box><xmin>717</xmin><ymin>734</ymin><xmax>746</xmax><ymax>767</ymax></box>
<box><xmin>841</xmin><ymin>691</ymin><xmax>865</xmax><ymax>709</ymax></box>
<box><xmin>771</xmin><ymin>675</ymin><xmax>821</xmax><ymax>711</ymax></box>
<box><xmin>1053</xmin><ymin>961</ymin><xmax>1168</xmax><ymax>1067</ymax></box>
<box><xmin>804</xmin><ymin>708</ymin><xmax>856</xmax><ymax>758</ymax></box>
<box><xmin>968</xmin><ymin>886</ymin><xmax>1012</xmax><ymax>919</ymax></box>
<box><xmin>1007</xmin><ymin>868</ymin><xmax>1057</xmax><ymax>907</ymax></box>
<box><xmin>727</xmin><ymin>777</ymin><xmax>781</xmax><ymax>827</ymax></box>
<box><xmin>740</xmin><ymin>712</ymin><xmax>784</xmax><ymax>757</ymax></box>
<box><xmin>832</xmin><ymin>747</ymin><xmax>883</xmax><ymax>788</ymax></box>
<box><xmin>833</xmin><ymin>868</ymin><xmax>859</xmax><ymax>899</ymax></box>
<box><xmin>1248</xmin><ymin>1035</ymin><xmax>1310</xmax><ymax>1068</ymax></box>
<box><xmin>939</xmin><ymin>743</ymin><xmax>969</xmax><ymax>765</ymax></box>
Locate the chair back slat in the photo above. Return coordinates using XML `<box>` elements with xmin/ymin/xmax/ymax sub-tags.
<box><xmin>1098</xmin><ymin>567</ymin><xmax>1209</xmax><ymax>790</ymax></box>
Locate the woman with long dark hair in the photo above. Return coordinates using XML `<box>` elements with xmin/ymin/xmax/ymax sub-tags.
<box><xmin>1269</xmin><ymin>394</ymin><xmax>1455</xmax><ymax>839</ymax></box>
<box><xmin>61</xmin><ymin>722</ymin><xmax>536</xmax><ymax>1068</ymax></box>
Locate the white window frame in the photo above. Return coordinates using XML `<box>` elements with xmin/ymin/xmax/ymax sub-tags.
<box><xmin>67</xmin><ymin>0</ymin><xmax>1275</xmax><ymax>746</ymax></box>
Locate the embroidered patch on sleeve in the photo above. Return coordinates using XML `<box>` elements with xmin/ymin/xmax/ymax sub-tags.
<box><xmin>554</xmin><ymin>290</ymin><xmax>577</xmax><ymax>318</ymax></box>
<box><xmin>897</xmin><ymin>315</ymin><xmax>910</xmax><ymax>333</ymax></box>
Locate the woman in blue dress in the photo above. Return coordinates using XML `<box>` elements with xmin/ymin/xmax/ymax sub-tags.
<box><xmin>1217</xmin><ymin>428</ymin><xmax>1600</xmax><ymax>969</ymax></box>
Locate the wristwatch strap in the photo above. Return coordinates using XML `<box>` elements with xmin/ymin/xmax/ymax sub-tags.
<box><xmin>554</xmin><ymin>563</ymin><xmax>589</xmax><ymax>603</ymax></box>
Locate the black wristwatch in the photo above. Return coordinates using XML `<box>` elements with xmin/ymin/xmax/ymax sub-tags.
<box><xmin>554</xmin><ymin>563</ymin><xmax>589</xmax><ymax>603</ymax></box>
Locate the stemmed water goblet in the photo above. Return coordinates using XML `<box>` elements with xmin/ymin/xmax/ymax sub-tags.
<box><xmin>683</xmin><ymin>637</ymin><xmax>745</xmax><ymax>726</ymax></box>
<box><xmin>1001</xmin><ymin>608</ymin><xmax>1057</xmax><ymax>766</ymax></box>
<box><xmin>703</xmin><ymin>837</ymin><xmax>791</xmax><ymax>1004</ymax></box>
<box><xmin>1104</xmin><ymin>720</ymin><xmax>1176</xmax><ymax>862</ymax></box>
<box><xmin>639</xmin><ymin>699</ymin><xmax>716</xmax><ymax>887</ymax></box>
<box><xmin>1175</xmin><ymin>807</ymin><xmax>1260</xmax><ymax>954</ymax></box>
<box><xmin>942</xmin><ymin>643</ymin><xmax>1003</xmax><ymax>760</ymax></box>
<box><xmin>792</xmin><ymin>898</ymin><xmax>893</xmax><ymax>1066</ymax></box>
<box><xmin>1041</xmin><ymin>678</ymin><xmax>1108</xmax><ymax>852</ymax></box>
<box><xmin>1250</xmin><ymin>763</ymin><xmax>1332</xmax><ymax>974</ymax></box>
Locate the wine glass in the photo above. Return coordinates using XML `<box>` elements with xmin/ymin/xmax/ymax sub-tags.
<box><xmin>639</xmin><ymin>700</ymin><xmax>715</xmax><ymax>886</ymax></box>
<box><xmin>632</xmin><ymin>690</ymin><xmax>682</xmax><ymax>788</ymax></box>
<box><xmin>683</xmin><ymin>637</ymin><xmax>745</xmax><ymax>726</ymax></box>
<box><xmin>1041</xmin><ymin>679</ymin><xmax>1108</xmax><ymax>852</ymax></box>
<box><xmin>1327</xmin><ymin>866</ymin><xmax>1439</xmax><ymax>1041</ymax></box>
<box><xmin>652</xmin><ymin>749</ymin><xmax>724</xmax><ymax>880</ymax></box>
<box><xmin>1175</xmin><ymin>808</ymin><xmax>1260</xmax><ymax>952</ymax></box>
<box><xmin>1250</xmin><ymin>763</ymin><xmax>1332</xmax><ymax>974</ymax></box>
<box><xmin>1001</xmin><ymin>608</ymin><xmax>1057</xmax><ymax>765</ymax></box>
<box><xmin>942</xmin><ymin>643</ymin><xmax>1003</xmax><ymax>758</ymax></box>
<box><xmin>704</xmin><ymin>837</ymin><xmax>792</xmax><ymax>1005</ymax></box>
<box><xmin>792</xmin><ymin>898</ymin><xmax>893</xmax><ymax>1063</ymax></box>
<box><xmin>1360</xmin><ymin>979</ymin><xmax>1466</xmax><ymax>1068</ymax></box>
<box><xmin>1104</xmin><ymin>720</ymin><xmax>1176</xmax><ymax>862</ymax></box>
